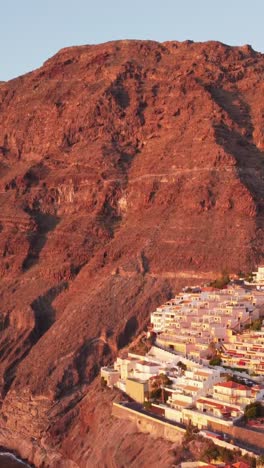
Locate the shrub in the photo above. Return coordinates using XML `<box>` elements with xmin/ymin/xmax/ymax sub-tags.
<box><xmin>178</xmin><ymin>361</ymin><xmax>187</xmax><ymax>371</ymax></box>
<box><xmin>218</xmin><ymin>446</ymin><xmax>234</xmax><ymax>463</ymax></box>
<box><xmin>183</xmin><ymin>421</ymin><xmax>199</xmax><ymax>443</ymax></box>
<box><xmin>202</xmin><ymin>444</ymin><xmax>220</xmax><ymax>462</ymax></box>
<box><xmin>210</xmin><ymin>273</ymin><xmax>230</xmax><ymax>289</ymax></box>
<box><xmin>209</xmin><ymin>356</ymin><xmax>222</xmax><ymax>366</ymax></box>
<box><xmin>101</xmin><ymin>376</ymin><xmax>107</xmax><ymax>388</ymax></box>
<box><xmin>245</xmin><ymin>272</ymin><xmax>254</xmax><ymax>283</ymax></box>
<box><xmin>250</xmin><ymin>319</ymin><xmax>262</xmax><ymax>331</ymax></box>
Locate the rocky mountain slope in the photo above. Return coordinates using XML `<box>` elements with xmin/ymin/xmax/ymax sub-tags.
<box><xmin>0</xmin><ymin>39</ymin><xmax>263</xmax><ymax>466</ymax></box>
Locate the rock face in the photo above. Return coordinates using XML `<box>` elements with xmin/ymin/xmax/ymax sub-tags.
<box><xmin>0</xmin><ymin>39</ymin><xmax>263</xmax><ymax>466</ymax></box>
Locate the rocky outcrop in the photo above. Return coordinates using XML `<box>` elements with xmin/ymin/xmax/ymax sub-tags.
<box><xmin>0</xmin><ymin>39</ymin><xmax>263</xmax><ymax>466</ymax></box>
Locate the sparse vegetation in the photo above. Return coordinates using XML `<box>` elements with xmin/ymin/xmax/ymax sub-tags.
<box><xmin>210</xmin><ymin>272</ymin><xmax>230</xmax><ymax>289</ymax></box>
<box><xmin>101</xmin><ymin>376</ymin><xmax>107</xmax><ymax>388</ymax></box>
<box><xmin>201</xmin><ymin>441</ymin><xmax>256</xmax><ymax>467</ymax></box>
<box><xmin>245</xmin><ymin>272</ymin><xmax>254</xmax><ymax>283</ymax></box>
<box><xmin>245</xmin><ymin>318</ymin><xmax>262</xmax><ymax>331</ymax></box>
<box><xmin>183</xmin><ymin>421</ymin><xmax>199</xmax><ymax>443</ymax></box>
<box><xmin>201</xmin><ymin>441</ymin><xmax>222</xmax><ymax>463</ymax></box>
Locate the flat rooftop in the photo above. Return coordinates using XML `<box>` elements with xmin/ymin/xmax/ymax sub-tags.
<box><xmin>126</xmin><ymin>377</ymin><xmax>148</xmax><ymax>384</ymax></box>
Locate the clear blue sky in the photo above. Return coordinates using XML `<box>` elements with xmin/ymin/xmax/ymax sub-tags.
<box><xmin>1</xmin><ymin>0</ymin><xmax>263</xmax><ymax>81</ymax></box>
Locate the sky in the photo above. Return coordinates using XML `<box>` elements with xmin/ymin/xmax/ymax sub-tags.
<box><xmin>1</xmin><ymin>0</ymin><xmax>264</xmax><ymax>81</ymax></box>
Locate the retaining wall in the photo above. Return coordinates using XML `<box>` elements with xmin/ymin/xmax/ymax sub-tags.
<box><xmin>112</xmin><ymin>403</ymin><xmax>184</xmax><ymax>444</ymax></box>
<box><xmin>209</xmin><ymin>421</ymin><xmax>264</xmax><ymax>452</ymax></box>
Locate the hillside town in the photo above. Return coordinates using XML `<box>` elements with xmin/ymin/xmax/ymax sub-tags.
<box><xmin>101</xmin><ymin>268</ymin><xmax>264</xmax><ymax>466</ymax></box>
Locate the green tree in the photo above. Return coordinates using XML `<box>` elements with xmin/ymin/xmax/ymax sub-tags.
<box><xmin>159</xmin><ymin>373</ymin><xmax>173</xmax><ymax>386</ymax></box>
<box><xmin>150</xmin><ymin>388</ymin><xmax>162</xmax><ymax>400</ymax></box>
<box><xmin>209</xmin><ymin>356</ymin><xmax>222</xmax><ymax>366</ymax></box>
<box><xmin>244</xmin><ymin>401</ymin><xmax>262</xmax><ymax>420</ymax></box>
<box><xmin>178</xmin><ymin>361</ymin><xmax>187</xmax><ymax>371</ymax></box>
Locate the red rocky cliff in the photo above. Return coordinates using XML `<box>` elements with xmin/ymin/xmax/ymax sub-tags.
<box><xmin>0</xmin><ymin>40</ymin><xmax>263</xmax><ymax>466</ymax></box>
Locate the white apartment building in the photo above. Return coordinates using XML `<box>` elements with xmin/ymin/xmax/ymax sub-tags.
<box><xmin>114</xmin><ymin>355</ymin><xmax>163</xmax><ymax>381</ymax></box>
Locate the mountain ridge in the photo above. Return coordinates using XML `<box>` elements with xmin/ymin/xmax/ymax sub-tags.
<box><xmin>0</xmin><ymin>39</ymin><xmax>263</xmax><ymax>466</ymax></box>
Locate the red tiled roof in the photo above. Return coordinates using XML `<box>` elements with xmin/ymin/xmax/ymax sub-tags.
<box><xmin>199</xmin><ymin>465</ymin><xmax>215</xmax><ymax>468</ymax></box>
<box><xmin>232</xmin><ymin>462</ymin><xmax>250</xmax><ymax>468</ymax></box>
<box><xmin>197</xmin><ymin>398</ymin><xmax>240</xmax><ymax>413</ymax></box>
<box><xmin>227</xmin><ymin>352</ymin><xmax>245</xmax><ymax>357</ymax></box>
<box><xmin>214</xmin><ymin>381</ymin><xmax>248</xmax><ymax>391</ymax></box>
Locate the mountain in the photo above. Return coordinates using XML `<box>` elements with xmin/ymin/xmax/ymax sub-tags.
<box><xmin>0</xmin><ymin>39</ymin><xmax>263</xmax><ymax>466</ymax></box>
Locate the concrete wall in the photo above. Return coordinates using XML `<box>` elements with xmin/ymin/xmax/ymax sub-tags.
<box><xmin>112</xmin><ymin>403</ymin><xmax>184</xmax><ymax>444</ymax></box>
<box><xmin>208</xmin><ymin>420</ymin><xmax>264</xmax><ymax>451</ymax></box>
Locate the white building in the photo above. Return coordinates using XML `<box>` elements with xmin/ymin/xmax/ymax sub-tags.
<box><xmin>252</xmin><ymin>266</ymin><xmax>264</xmax><ymax>286</ymax></box>
<box><xmin>100</xmin><ymin>367</ymin><xmax>120</xmax><ymax>387</ymax></box>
